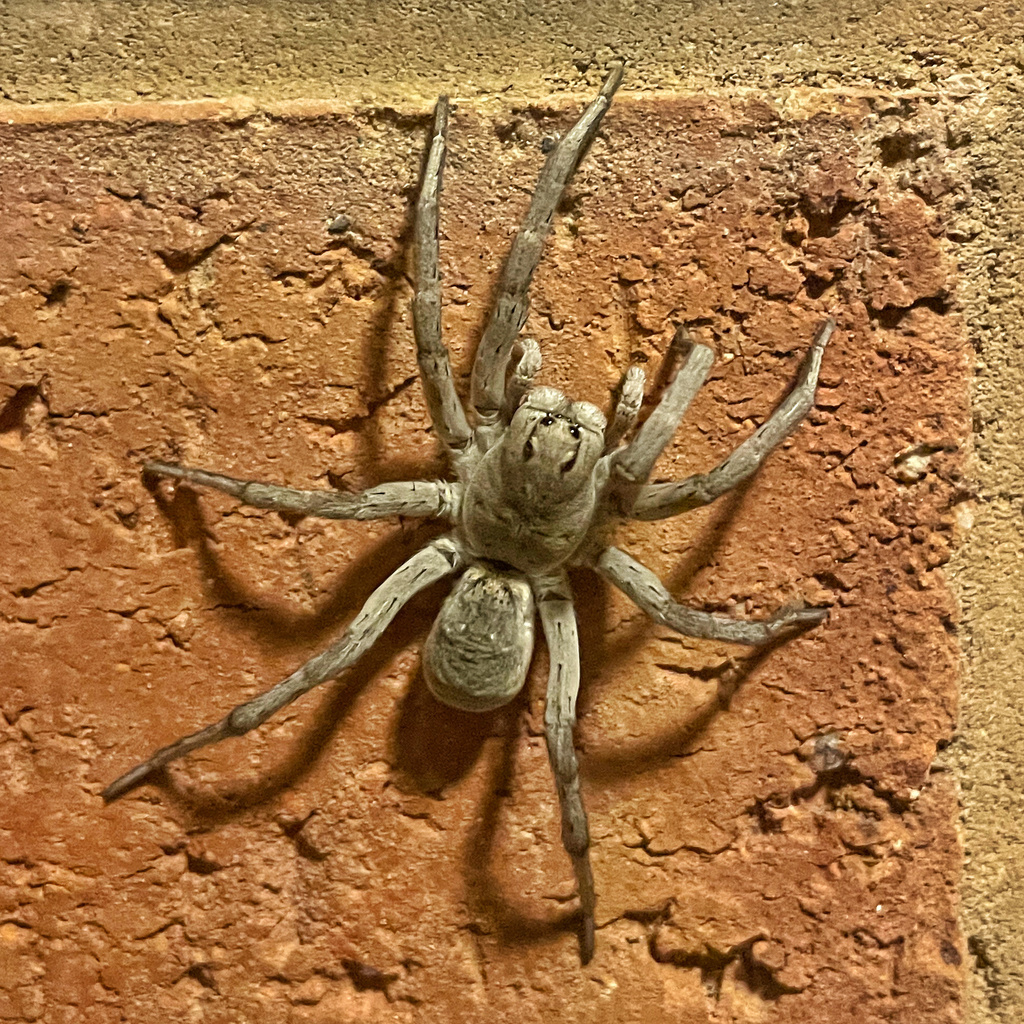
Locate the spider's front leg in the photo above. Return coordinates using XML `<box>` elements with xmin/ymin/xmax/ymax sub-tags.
<box><xmin>603</xmin><ymin>364</ymin><xmax>646</xmax><ymax>453</ymax></box>
<box><xmin>412</xmin><ymin>94</ymin><xmax>474</xmax><ymax>463</ymax></box>
<box><xmin>500</xmin><ymin>337</ymin><xmax>542</xmax><ymax>421</ymax></box>
<box><xmin>102</xmin><ymin>535</ymin><xmax>465</xmax><ymax>802</ymax></box>
<box><xmin>470</xmin><ymin>66</ymin><xmax>623</xmax><ymax>429</ymax></box>
<box><xmin>534</xmin><ymin>574</ymin><xmax>597</xmax><ymax>963</ymax></box>
<box><xmin>607</xmin><ymin>325</ymin><xmax>714</xmax><ymax>483</ymax></box>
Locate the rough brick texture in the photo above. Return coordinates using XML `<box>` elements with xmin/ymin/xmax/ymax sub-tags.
<box><xmin>1</xmin><ymin>89</ymin><xmax>966</xmax><ymax>1022</ymax></box>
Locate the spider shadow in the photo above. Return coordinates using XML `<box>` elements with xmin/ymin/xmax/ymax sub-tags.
<box><xmin>140</xmin><ymin>475</ymin><xmax>453</xmax><ymax>828</ymax></box>
<box><xmin>141</xmin><ymin>486</ymin><xmax>780</xmax><ymax>952</ymax></box>
<box><xmin>576</xmin><ymin>479</ymin><xmax>753</xmax><ymax>717</ymax></box>
<box><xmin>383</xmin><ymin>480</ymin><xmax>790</xmax><ymax>956</ymax></box>
<box><xmin>149</xmin><ymin>486</ymin><xmax>565</xmax><ymax>946</ymax></box>
<box><xmin>449</xmin><ymin>485</ymin><xmax>770</xmax><ymax>954</ymax></box>
<box><xmin>388</xmin><ymin>674</ymin><xmax>513</xmax><ymax>797</ymax></box>
<box><xmin>346</xmin><ymin>174</ymin><xmax>431</xmax><ymax>477</ymax></box>
<box><xmin>125</xmin><ymin>121</ymin><xmax>513</xmax><ymax>908</ymax></box>
<box><xmin>132</xmin><ymin>164</ymin><xmax>448</xmax><ymax>825</ymax></box>
<box><xmin>375</xmin><ymin>612</ymin><xmax>581</xmax><ymax>954</ymax></box>
<box><xmin>581</xmin><ymin>477</ymin><xmax>823</xmax><ymax>783</ymax></box>
<box><xmin>460</xmin><ymin>697</ymin><xmax>591</xmax><ymax>955</ymax></box>
<box><xmin>386</xmin><ymin>579</ymin><xmax>614</xmax><ymax>956</ymax></box>
<box><xmin>582</xmin><ymin>637</ymin><xmax>780</xmax><ymax>786</ymax></box>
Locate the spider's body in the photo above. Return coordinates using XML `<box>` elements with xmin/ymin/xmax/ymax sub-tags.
<box><xmin>424</xmin><ymin>390</ymin><xmax>608</xmax><ymax>710</ymax></box>
<box><xmin>104</xmin><ymin>67</ymin><xmax>834</xmax><ymax>964</ymax></box>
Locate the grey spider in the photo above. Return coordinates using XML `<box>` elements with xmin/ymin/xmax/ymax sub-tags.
<box><xmin>103</xmin><ymin>66</ymin><xmax>834</xmax><ymax>964</ymax></box>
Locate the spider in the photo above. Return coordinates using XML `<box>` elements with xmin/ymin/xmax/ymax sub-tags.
<box><xmin>103</xmin><ymin>66</ymin><xmax>834</xmax><ymax>964</ymax></box>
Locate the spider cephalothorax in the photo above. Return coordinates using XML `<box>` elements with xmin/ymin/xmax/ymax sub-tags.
<box><xmin>463</xmin><ymin>388</ymin><xmax>610</xmax><ymax>569</ymax></box>
<box><xmin>104</xmin><ymin>66</ymin><xmax>834</xmax><ymax>964</ymax></box>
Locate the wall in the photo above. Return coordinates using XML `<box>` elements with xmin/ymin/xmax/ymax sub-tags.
<box><xmin>1</xmin><ymin>2</ymin><xmax>1020</xmax><ymax>1022</ymax></box>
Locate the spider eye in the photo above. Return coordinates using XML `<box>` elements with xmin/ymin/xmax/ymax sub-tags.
<box><xmin>569</xmin><ymin>424</ymin><xmax>580</xmax><ymax>440</ymax></box>
<box><xmin>541</xmin><ymin>414</ymin><xmax>556</xmax><ymax>426</ymax></box>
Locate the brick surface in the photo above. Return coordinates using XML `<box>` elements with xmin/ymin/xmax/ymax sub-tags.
<box><xmin>0</xmin><ymin>89</ymin><xmax>967</xmax><ymax>1022</ymax></box>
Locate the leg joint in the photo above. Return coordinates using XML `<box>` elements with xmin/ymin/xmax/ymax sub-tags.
<box><xmin>226</xmin><ymin>704</ymin><xmax>260</xmax><ymax>736</ymax></box>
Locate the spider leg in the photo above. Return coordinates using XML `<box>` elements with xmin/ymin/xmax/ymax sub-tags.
<box><xmin>102</xmin><ymin>535</ymin><xmax>465</xmax><ymax>802</ymax></box>
<box><xmin>629</xmin><ymin>318</ymin><xmax>835</xmax><ymax>521</ymax></box>
<box><xmin>595</xmin><ymin>545</ymin><xmax>827</xmax><ymax>644</ymax></box>
<box><xmin>603</xmin><ymin>364</ymin><xmax>645</xmax><ymax>453</ymax></box>
<box><xmin>500</xmin><ymin>336</ymin><xmax>542</xmax><ymax>422</ymax></box>
<box><xmin>470</xmin><ymin>66</ymin><xmax>623</xmax><ymax>428</ymax></box>
<box><xmin>534</xmin><ymin>574</ymin><xmax>597</xmax><ymax>964</ymax></box>
<box><xmin>413</xmin><ymin>95</ymin><xmax>474</xmax><ymax>461</ymax></box>
<box><xmin>608</xmin><ymin>327</ymin><xmax>715</xmax><ymax>493</ymax></box>
<box><xmin>144</xmin><ymin>461</ymin><xmax>461</xmax><ymax>521</ymax></box>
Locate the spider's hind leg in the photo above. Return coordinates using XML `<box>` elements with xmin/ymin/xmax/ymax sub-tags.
<box><xmin>534</xmin><ymin>575</ymin><xmax>598</xmax><ymax>963</ymax></box>
<box><xmin>102</xmin><ymin>535</ymin><xmax>465</xmax><ymax>802</ymax></box>
<box><xmin>596</xmin><ymin>545</ymin><xmax>828</xmax><ymax>645</ymax></box>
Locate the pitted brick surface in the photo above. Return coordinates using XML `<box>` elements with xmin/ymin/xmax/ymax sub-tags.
<box><xmin>1</xmin><ymin>88</ymin><xmax>966</xmax><ymax>1022</ymax></box>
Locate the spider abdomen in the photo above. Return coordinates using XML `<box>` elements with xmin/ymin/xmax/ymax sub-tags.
<box><xmin>423</xmin><ymin>566</ymin><xmax>536</xmax><ymax>712</ymax></box>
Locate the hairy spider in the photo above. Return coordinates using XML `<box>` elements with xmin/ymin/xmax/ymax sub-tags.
<box><xmin>103</xmin><ymin>66</ymin><xmax>834</xmax><ymax>964</ymax></box>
